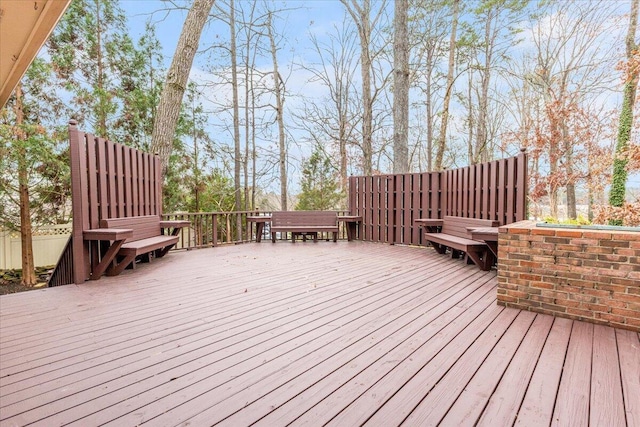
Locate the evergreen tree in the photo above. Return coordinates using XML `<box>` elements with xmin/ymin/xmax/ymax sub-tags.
<box><xmin>296</xmin><ymin>147</ymin><xmax>344</xmax><ymax>211</ymax></box>
<box><xmin>47</xmin><ymin>0</ymin><xmax>139</xmax><ymax>138</ymax></box>
<box><xmin>0</xmin><ymin>59</ymin><xmax>69</xmax><ymax>285</ymax></box>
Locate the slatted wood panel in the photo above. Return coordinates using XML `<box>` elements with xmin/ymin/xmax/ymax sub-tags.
<box><xmin>53</xmin><ymin>121</ymin><xmax>163</xmax><ymax>285</ymax></box>
<box><xmin>2</xmin><ymin>243</ymin><xmax>638</xmax><ymax>426</ymax></box>
<box><xmin>349</xmin><ymin>150</ymin><xmax>527</xmax><ymax>245</ymax></box>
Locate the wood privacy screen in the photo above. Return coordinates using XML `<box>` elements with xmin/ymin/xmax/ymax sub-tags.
<box><xmin>348</xmin><ymin>150</ymin><xmax>527</xmax><ymax>246</ymax></box>
<box><xmin>53</xmin><ymin>120</ymin><xmax>163</xmax><ymax>285</ymax></box>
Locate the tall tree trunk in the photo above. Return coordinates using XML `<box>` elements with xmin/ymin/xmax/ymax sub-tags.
<box><xmin>549</xmin><ymin>143</ymin><xmax>559</xmax><ymax>219</ymax></box>
<box><xmin>342</xmin><ymin>0</ymin><xmax>374</xmax><ymax>175</ymax></box>
<box><xmin>466</xmin><ymin>69</ymin><xmax>474</xmax><ymax>163</ymax></box>
<box><xmin>435</xmin><ymin>0</ymin><xmax>458</xmax><ymax>171</ymax></box>
<box><xmin>609</xmin><ymin>0</ymin><xmax>639</xmax><ymax>219</ymax></box>
<box><xmin>392</xmin><ymin>0</ymin><xmax>409</xmax><ymax>173</ymax></box>
<box><xmin>563</xmin><ymin>121</ymin><xmax>577</xmax><ymax>219</ymax></box>
<box><xmin>473</xmin><ymin>6</ymin><xmax>494</xmax><ymax>165</ymax></box>
<box><xmin>251</xmin><ymin>84</ymin><xmax>257</xmax><ymax>210</ymax></box>
<box><xmin>229</xmin><ymin>0</ymin><xmax>242</xmax><ymax>239</ymax></box>
<box><xmin>339</xmin><ymin>109</ymin><xmax>348</xmax><ymax>190</ymax></box>
<box><xmin>151</xmin><ymin>0</ymin><xmax>215</xmax><ymax>174</ymax></box>
<box><xmin>95</xmin><ymin>0</ymin><xmax>107</xmax><ymax>137</ymax></box>
<box><xmin>425</xmin><ymin>51</ymin><xmax>433</xmax><ymax>172</ymax></box>
<box><xmin>14</xmin><ymin>84</ymin><xmax>37</xmax><ymax>286</ymax></box>
<box><xmin>360</xmin><ymin>1</ymin><xmax>373</xmax><ymax>175</ymax></box>
<box><xmin>268</xmin><ymin>12</ymin><xmax>287</xmax><ymax>210</ymax></box>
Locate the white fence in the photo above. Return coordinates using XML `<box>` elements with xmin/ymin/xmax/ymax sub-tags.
<box><xmin>0</xmin><ymin>224</ymin><xmax>71</xmax><ymax>270</ymax></box>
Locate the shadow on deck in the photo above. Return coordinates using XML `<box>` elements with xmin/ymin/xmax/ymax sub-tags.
<box><xmin>1</xmin><ymin>242</ymin><xmax>638</xmax><ymax>426</ymax></box>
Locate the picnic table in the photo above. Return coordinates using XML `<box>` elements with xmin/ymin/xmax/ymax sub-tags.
<box><xmin>247</xmin><ymin>214</ymin><xmax>362</xmax><ymax>242</ymax></box>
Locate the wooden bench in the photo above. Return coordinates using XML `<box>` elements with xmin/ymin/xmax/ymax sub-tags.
<box><xmin>85</xmin><ymin>215</ymin><xmax>190</xmax><ymax>278</ymax></box>
<box><xmin>415</xmin><ymin>216</ymin><xmax>499</xmax><ymax>271</ymax></box>
<box><xmin>270</xmin><ymin>211</ymin><xmax>339</xmax><ymax>243</ymax></box>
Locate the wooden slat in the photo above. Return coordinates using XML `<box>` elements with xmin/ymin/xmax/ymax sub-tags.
<box><xmin>590</xmin><ymin>325</ymin><xmax>626</xmax><ymax>426</ymax></box>
<box><xmin>617</xmin><ymin>329</ymin><xmax>640</xmax><ymax>427</ymax></box>
<box><xmin>136</xmin><ymin>150</ymin><xmax>144</xmax><ymax>215</ymax></box>
<box><xmin>434</xmin><ymin>171</ymin><xmax>442</xmax><ymax>219</ymax></box>
<box><xmin>475</xmin><ymin>163</ymin><xmax>482</xmax><ymax>219</ymax></box>
<box><xmin>144</xmin><ymin>153</ymin><xmax>151</xmax><ymax>215</ymax></box>
<box><xmin>490</xmin><ymin>161</ymin><xmax>497</xmax><ymax>222</ymax></box>
<box><xmin>506</xmin><ymin>156</ymin><xmax>515</xmax><ymax>224</ymax></box>
<box><xmin>498</xmin><ymin>159</ymin><xmax>506</xmax><ymax>225</ymax></box>
<box><xmin>124</xmin><ymin>146</ymin><xmax>132</xmax><ymax>217</ymax></box>
<box><xmin>368</xmin><ymin>177</ymin><xmax>378</xmax><ymax>242</ymax></box>
<box><xmin>516</xmin><ymin>150</ymin><xmax>527</xmax><ymax>221</ymax></box>
<box><xmin>552</xmin><ymin>321</ymin><xmax>593</xmax><ymax>426</ymax></box>
<box><xmin>86</xmin><ymin>136</ymin><xmax>99</xmax><ymax>229</ymax></box>
<box><xmin>105</xmin><ymin>138</ymin><xmax>117</xmax><ymax>219</ymax></box>
<box><xmin>482</xmin><ymin>161</ymin><xmax>490</xmax><ymax>220</ymax></box>
<box><xmin>349</xmin><ymin>176</ymin><xmax>356</xmax><ymax>215</ymax></box>
<box><xmin>115</xmin><ymin>143</ymin><xmax>125</xmax><ymax>217</ymax></box>
<box><xmin>403</xmin><ymin>174</ymin><xmax>412</xmax><ymax>244</ymax></box>
<box><xmin>96</xmin><ymin>136</ymin><xmax>108</xmax><ymax>221</ymax></box>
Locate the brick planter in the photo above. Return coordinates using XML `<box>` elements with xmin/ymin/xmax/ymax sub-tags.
<box><xmin>497</xmin><ymin>220</ymin><xmax>640</xmax><ymax>331</ymax></box>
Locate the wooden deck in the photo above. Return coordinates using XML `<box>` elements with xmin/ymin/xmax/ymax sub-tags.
<box><xmin>1</xmin><ymin>242</ymin><xmax>638</xmax><ymax>426</ymax></box>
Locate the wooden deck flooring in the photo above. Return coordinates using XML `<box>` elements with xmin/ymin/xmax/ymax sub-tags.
<box><xmin>1</xmin><ymin>242</ymin><xmax>638</xmax><ymax>426</ymax></box>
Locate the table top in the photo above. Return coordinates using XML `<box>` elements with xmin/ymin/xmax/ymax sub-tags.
<box><xmin>247</xmin><ymin>214</ymin><xmax>362</xmax><ymax>222</ymax></box>
<box><xmin>338</xmin><ymin>215</ymin><xmax>362</xmax><ymax>221</ymax></box>
<box><xmin>414</xmin><ymin>218</ymin><xmax>443</xmax><ymax>226</ymax></box>
<box><xmin>247</xmin><ymin>215</ymin><xmax>271</xmax><ymax>221</ymax></box>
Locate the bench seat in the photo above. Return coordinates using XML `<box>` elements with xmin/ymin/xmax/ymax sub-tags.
<box><xmin>417</xmin><ymin>216</ymin><xmax>499</xmax><ymax>271</ymax></box>
<box><xmin>424</xmin><ymin>233</ymin><xmax>488</xmax><ymax>251</ymax></box>
<box><xmin>120</xmin><ymin>235</ymin><xmax>179</xmax><ymax>255</ymax></box>
<box><xmin>270</xmin><ymin>225</ymin><xmax>339</xmax><ymax>233</ymax></box>
<box><xmin>84</xmin><ymin>215</ymin><xmax>189</xmax><ymax>278</ymax></box>
<box><xmin>271</xmin><ymin>211</ymin><xmax>339</xmax><ymax>242</ymax></box>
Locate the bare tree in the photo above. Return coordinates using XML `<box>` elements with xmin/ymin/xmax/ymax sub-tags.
<box><xmin>340</xmin><ymin>0</ymin><xmax>388</xmax><ymax>175</ymax></box>
<box><xmin>266</xmin><ymin>10</ymin><xmax>288</xmax><ymax>210</ymax></box>
<box><xmin>526</xmin><ymin>0</ymin><xmax>619</xmax><ymax>219</ymax></box>
<box><xmin>393</xmin><ymin>0</ymin><xmax>409</xmax><ymax>173</ymax></box>
<box><xmin>410</xmin><ymin>0</ymin><xmax>450</xmax><ymax>172</ymax></box>
<box><xmin>238</xmin><ymin>1</ymin><xmax>261</xmax><ymax>210</ymax></box>
<box><xmin>151</xmin><ymin>0</ymin><xmax>215</xmax><ymax>174</ymax></box>
<box><xmin>228</xmin><ymin>0</ymin><xmax>243</xmax><ymax>238</ymax></box>
<box><xmin>296</xmin><ymin>17</ymin><xmax>360</xmax><ymax>190</ymax></box>
<box><xmin>434</xmin><ymin>0</ymin><xmax>458</xmax><ymax>171</ymax></box>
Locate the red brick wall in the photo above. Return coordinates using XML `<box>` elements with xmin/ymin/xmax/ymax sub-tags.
<box><xmin>497</xmin><ymin>220</ymin><xmax>640</xmax><ymax>331</ymax></box>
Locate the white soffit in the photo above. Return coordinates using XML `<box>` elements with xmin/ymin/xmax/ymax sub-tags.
<box><xmin>0</xmin><ymin>0</ymin><xmax>71</xmax><ymax>108</ymax></box>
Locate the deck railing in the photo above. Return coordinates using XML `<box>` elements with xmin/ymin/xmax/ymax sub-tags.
<box><xmin>50</xmin><ymin>120</ymin><xmax>527</xmax><ymax>286</ymax></box>
<box><xmin>163</xmin><ymin>210</ymin><xmax>352</xmax><ymax>250</ymax></box>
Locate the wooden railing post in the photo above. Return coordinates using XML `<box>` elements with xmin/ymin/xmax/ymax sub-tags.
<box><xmin>68</xmin><ymin>120</ymin><xmax>90</xmax><ymax>284</ymax></box>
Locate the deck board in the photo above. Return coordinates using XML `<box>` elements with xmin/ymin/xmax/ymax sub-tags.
<box><xmin>590</xmin><ymin>325</ymin><xmax>626</xmax><ymax>427</ymax></box>
<box><xmin>552</xmin><ymin>321</ymin><xmax>593</xmax><ymax>426</ymax></box>
<box><xmin>0</xmin><ymin>242</ymin><xmax>638</xmax><ymax>426</ymax></box>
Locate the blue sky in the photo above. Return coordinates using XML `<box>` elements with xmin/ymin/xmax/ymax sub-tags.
<box><xmin>117</xmin><ymin>0</ymin><xmax>640</xmax><ymax>196</ymax></box>
<box><xmin>120</xmin><ymin>1</ymin><xmax>349</xmax><ymax>64</ymax></box>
